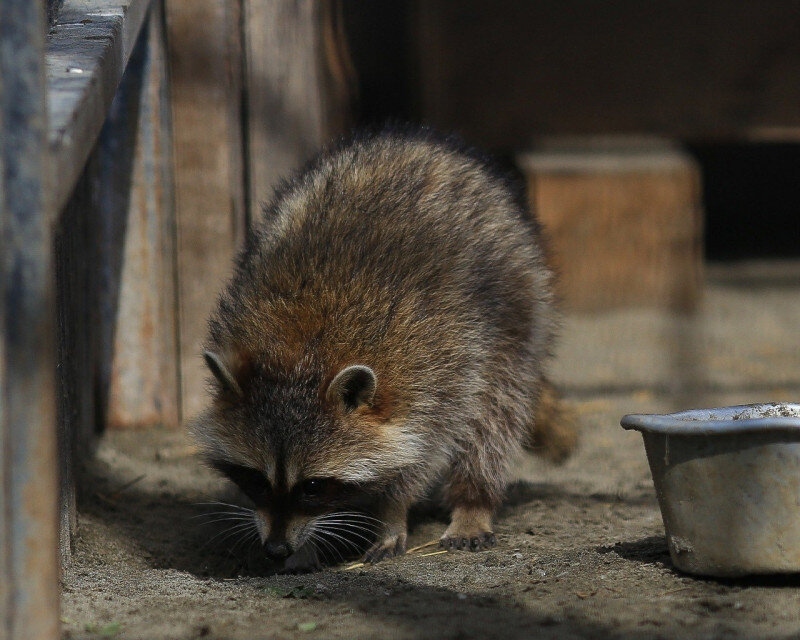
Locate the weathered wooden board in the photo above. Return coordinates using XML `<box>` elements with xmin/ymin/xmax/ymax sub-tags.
<box><xmin>94</xmin><ymin>3</ymin><xmax>180</xmax><ymax>430</ymax></box>
<box><xmin>166</xmin><ymin>0</ymin><xmax>354</xmax><ymax>421</ymax></box>
<box><xmin>55</xmin><ymin>158</ymin><xmax>98</xmax><ymax>566</ymax></box>
<box><xmin>418</xmin><ymin>1</ymin><xmax>800</xmax><ymax>149</ymax></box>
<box><xmin>0</xmin><ymin>1</ymin><xmax>60</xmax><ymax>638</ymax></box>
<box><xmin>243</xmin><ymin>0</ymin><xmax>354</xmax><ymax>214</ymax></box>
<box><xmin>165</xmin><ymin>0</ymin><xmax>247</xmax><ymax>420</ymax></box>
<box><xmin>519</xmin><ymin>139</ymin><xmax>704</xmax><ymax>312</ymax></box>
<box><xmin>47</xmin><ymin>0</ymin><xmax>153</xmax><ymax>216</ymax></box>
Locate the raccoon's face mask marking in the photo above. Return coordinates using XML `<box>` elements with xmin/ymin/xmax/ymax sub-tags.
<box><xmin>201</xmin><ymin>357</ymin><xmax>393</xmax><ymax>563</ymax></box>
<box><xmin>211</xmin><ymin>458</ymin><xmax>380</xmax><ymax>562</ymax></box>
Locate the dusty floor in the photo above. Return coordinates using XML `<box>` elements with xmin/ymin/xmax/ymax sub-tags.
<box><xmin>62</xmin><ymin>261</ymin><xmax>800</xmax><ymax>640</ymax></box>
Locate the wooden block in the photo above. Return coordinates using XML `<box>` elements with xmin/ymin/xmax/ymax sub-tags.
<box><xmin>166</xmin><ymin>0</ymin><xmax>247</xmax><ymax>420</ymax></box>
<box><xmin>518</xmin><ymin>138</ymin><xmax>704</xmax><ymax>312</ymax></box>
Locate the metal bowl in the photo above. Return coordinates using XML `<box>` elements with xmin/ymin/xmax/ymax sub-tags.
<box><xmin>621</xmin><ymin>403</ymin><xmax>800</xmax><ymax>577</ymax></box>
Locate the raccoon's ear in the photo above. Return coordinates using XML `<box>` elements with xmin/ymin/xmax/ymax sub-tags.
<box><xmin>203</xmin><ymin>350</ymin><xmax>244</xmax><ymax>399</ymax></box>
<box><xmin>326</xmin><ymin>365</ymin><xmax>376</xmax><ymax>411</ymax></box>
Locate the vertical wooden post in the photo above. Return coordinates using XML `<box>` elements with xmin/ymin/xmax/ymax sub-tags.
<box><xmin>95</xmin><ymin>1</ymin><xmax>181</xmax><ymax>430</ymax></box>
<box><xmin>55</xmin><ymin>164</ymin><xmax>98</xmax><ymax>565</ymax></box>
<box><xmin>166</xmin><ymin>0</ymin><xmax>247</xmax><ymax>421</ymax></box>
<box><xmin>242</xmin><ymin>0</ymin><xmax>354</xmax><ymax>218</ymax></box>
<box><xmin>0</xmin><ymin>1</ymin><xmax>60</xmax><ymax>638</ymax></box>
<box><xmin>167</xmin><ymin>0</ymin><xmax>354</xmax><ymax>419</ymax></box>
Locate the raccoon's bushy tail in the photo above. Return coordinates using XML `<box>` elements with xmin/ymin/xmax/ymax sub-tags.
<box><xmin>527</xmin><ymin>377</ymin><xmax>579</xmax><ymax>463</ymax></box>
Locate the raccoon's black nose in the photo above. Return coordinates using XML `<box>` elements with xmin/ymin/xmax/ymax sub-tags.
<box><xmin>264</xmin><ymin>541</ymin><xmax>290</xmax><ymax>560</ymax></box>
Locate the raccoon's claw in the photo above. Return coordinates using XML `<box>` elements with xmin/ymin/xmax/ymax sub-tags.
<box><xmin>439</xmin><ymin>531</ymin><xmax>496</xmax><ymax>551</ymax></box>
<box><xmin>363</xmin><ymin>533</ymin><xmax>407</xmax><ymax>564</ymax></box>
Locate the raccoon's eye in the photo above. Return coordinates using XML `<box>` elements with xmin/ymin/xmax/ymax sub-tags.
<box><xmin>212</xmin><ymin>461</ymin><xmax>271</xmax><ymax>506</ymax></box>
<box><xmin>300</xmin><ymin>478</ymin><xmax>327</xmax><ymax>498</ymax></box>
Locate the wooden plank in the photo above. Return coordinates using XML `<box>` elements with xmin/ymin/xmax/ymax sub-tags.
<box><xmin>0</xmin><ymin>1</ymin><xmax>60</xmax><ymax>638</ymax></box>
<box><xmin>94</xmin><ymin>1</ymin><xmax>180</xmax><ymax>430</ymax></box>
<box><xmin>167</xmin><ymin>0</ymin><xmax>354</xmax><ymax>419</ymax></box>
<box><xmin>165</xmin><ymin>0</ymin><xmax>246</xmax><ymax>420</ymax></box>
<box><xmin>55</xmin><ymin>159</ymin><xmax>97</xmax><ymax>565</ymax></box>
<box><xmin>519</xmin><ymin>138</ymin><xmax>704</xmax><ymax>312</ymax></box>
<box><xmin>243</xmin><ymin>0</ymin><xmax>354</xmax><ymax>217</ymax></box>
<box><xmin>46</xmin><ymin>0</ymin><xmax>153</xmax><ymax>215</ymax></box>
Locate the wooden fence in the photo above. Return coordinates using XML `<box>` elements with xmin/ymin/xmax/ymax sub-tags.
<box><xmin>0</xmin><ymin>1</ymin><xmax>351</xmax><ymax>638</ymax></box>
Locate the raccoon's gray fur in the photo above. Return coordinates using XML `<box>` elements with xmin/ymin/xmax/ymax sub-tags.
<box><xmin>190</xmin><ymin>126</ymin><xmax>572</xmax><ymax>571</ymax></box>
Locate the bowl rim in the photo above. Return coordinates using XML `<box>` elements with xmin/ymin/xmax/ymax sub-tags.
<box><xmin>621</xmin><ymin>402</ymin><xmax>800</xmax><ymax>435</ymax></box>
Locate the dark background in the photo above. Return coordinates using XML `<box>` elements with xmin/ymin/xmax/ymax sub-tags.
<box><xmin>343</xmin><ymin>1</ymin><xmax>800</xmax><ymax>260</ymax></box>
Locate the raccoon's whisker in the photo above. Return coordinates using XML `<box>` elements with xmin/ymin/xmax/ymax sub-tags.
<box><xmin>190</xmin><ymin>509</ymin><xmax>253</xmax><ymax>520</ymax></box>
<box><xmin>230</xmin><ymin>526</ymin><xmax>259</xmax><ymax>555</ymax></box>
<box><xmin>314</xmin><ymin>527</ymin><xmax>365</xmax><ymax>557</ymax></box>
<box><xmin>195</xmin><ymin>513</ymin><xmax>253</xmax><ymax>526</ymax></box>
<box><xmin>315</xmin><ymin>515</ymin><xmax>383</xmax><ymax>537</ymax></box>
<box><xmin>313</xmin><ymin>519</ymin><xmax>380</xmax><ymax>536</ymax></box>
<box><xmin>302</xmin><ymin>536</ymin><xmax>324</xmax><ymax>567</ymax></box>
<box><xmin>194</xmin><ymin>501</ymin><xmax>253</xmax><ymax>512</ymax></box>
<box><xmin>316</xmin><ymin>514</ymin><xmax>382</xmax><ymax>527</ymax></box>
<box><xmin>211</xmin><ymin>522</ymin><xmax>257</xmax><ymax>544</ymax></box>
<box><xmin>315</xmin><ymin>519</ymin><xmax>381</xmax><ymax>541</ymax></box>
<box><xmin>318</xmin><ymin>512</ymin><xmax>384</xmax><ymax>525</ymax></box>
<box><xmin>315</xmin><ymin>523</ymin><xmax>374</xmax><ymax>548</ymax></box>
<box><xmin>308</xmin><ymin>528</ymin><xmax>344</xmax><ymax>564</ymax></box>
<box><xmin>205</xmin><ymin>521</ymin><xmax>259</xmax><ymax>547</ymax></box>
<box><xmin>305</xmin><ymin>532</ymin><xmax>333</xmax><ymax>564</ymax></box>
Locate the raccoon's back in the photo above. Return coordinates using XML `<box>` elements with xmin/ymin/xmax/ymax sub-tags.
<box><xmin>211</xmin><ymin>130</ymin><xmax>554</xmax><ymax>399</ymax></box>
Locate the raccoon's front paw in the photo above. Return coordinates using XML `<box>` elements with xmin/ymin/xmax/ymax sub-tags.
<box><xmin>439</xmin><ymin>530</ymin><xmax>496</xmax><ymax>551</ymax></box>
<box><xmin>363</xmin><ymin>533</ymin><xmax>407</xmax><ymax>563</ymax></box>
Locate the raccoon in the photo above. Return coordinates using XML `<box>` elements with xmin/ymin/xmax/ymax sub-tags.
<box><xmin>190</xmin><ymin>126</ymin><xmax>575</xmax><ymax>571</ymax></box>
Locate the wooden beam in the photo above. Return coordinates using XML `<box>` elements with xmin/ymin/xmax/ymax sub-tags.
<box><xmin>0</xmin><ymin>1</ymin><xmax>60</xmax><ymax>638</ymax></box>
<box><xmin>417</xmin><ymin>1</ymin><xmax>800</xmax><ymax>147</ymax></box>
<box><xmin>47</xmin><ymin>0</ymin><xmax>153</xmax><ymax>215</ymax></box>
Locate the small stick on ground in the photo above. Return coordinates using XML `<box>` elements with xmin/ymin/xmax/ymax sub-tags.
<box><xmin>111</xmin><ymin>474</ymin><xmax>146</xmax><ymax>498</ymax></box>
<box><xmin>407</xmin><ymin>540</ymin><xmax>439</xmax><ymax>554</ymax></box>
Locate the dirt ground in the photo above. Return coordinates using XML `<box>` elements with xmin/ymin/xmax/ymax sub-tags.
<box><xmin>61</xmin><ymin>261</ymin><xmax>800</xmax><ymax>640</ymax></box>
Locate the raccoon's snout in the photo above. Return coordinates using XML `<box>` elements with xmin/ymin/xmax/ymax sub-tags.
<box><xmin>264</xmin><ymin>540</ymin><xmax>291</xmax><ymax>560</ymax></box>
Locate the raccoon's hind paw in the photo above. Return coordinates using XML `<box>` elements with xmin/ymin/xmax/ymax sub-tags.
<box><xmin>440</xmin><ymin>506</ymin><xmax>496</xmax><ymax>551</ymax></box>
<box><xmin>439</xmin><ymin>530</ymin><xmax>496</xmax><ymax>551</ymax></box>
<box><xmin>363</xmin><ymin>533</ymin><xmax>407</xmax><ymax>564</ymax></box>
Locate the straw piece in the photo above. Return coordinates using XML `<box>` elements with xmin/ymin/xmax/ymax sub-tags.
<box><xmin>407</xmin><ymin>540</ymin><xmax>439</xmax><ymax>554</ymax></box>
